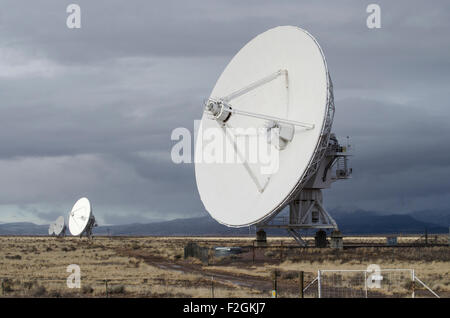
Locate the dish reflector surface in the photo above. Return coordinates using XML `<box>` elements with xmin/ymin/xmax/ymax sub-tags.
<box><xmin>68</xmin><ymin>197</ymin><xmax>91</xmax><ymax>236</ymax></box>
<box><xmin>48</xmin><ymin>223</ymin><xmax>55</xmax><ymax>235</ymax></box>
<box><xmin>54</xmin><ymin>216</ymin><xmax>65</xmax><ymax>236</ymax></box>
<box><xmin>195</xmin><ymin>26</ymin><xmax>333</xmax><ymax>227</ymax></box>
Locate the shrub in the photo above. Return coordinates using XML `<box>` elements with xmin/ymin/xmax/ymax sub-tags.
<box><xmin>109</xmin><ymin>285</ymin><xmax>126</xmax><ymax>294</ymax></box>
<box><xmin>49</xmin><ymin>290</ymin><xmax>62</xmax><ymax>298</ymax></box>
<box><xmin>23</xmin><ymin>281</ymin><xmax>36</xmax><ymax>290</ymax></box>
<box><xmin>62</xmin><ymin>246</ymin><xmax>77</xmax><ymax>252</ymax></box>
<box><xmin>281</xmin><ymin>271</ymin><xmax>298</xmax><ymax>280</ymax></box>
<box><xmin>5</xmin><ymin>254</ymin><xmax>22</xmax><ymax>260</ymax></box>
<box><xmin>32</xmin><ymin>285</ymin><xmax>47</xmax><ymax>297</ymax></box>
<box><xmin>82</xmin><ymin>285</ymin><xmax>94</xmax><ymax>294</ymax></box>
<box><xmin>2</xmin><ymin>279</ymin><xmax>13</xmax><ymax>293</ymax></box>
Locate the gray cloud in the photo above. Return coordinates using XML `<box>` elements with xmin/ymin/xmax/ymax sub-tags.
<box><xmin>0</xmin><ymin>0</ymin><xmax>449</xmax><ymax>224</ymax></box>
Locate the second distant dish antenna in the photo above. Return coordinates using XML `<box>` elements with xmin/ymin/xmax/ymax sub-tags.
<box><xmin>48</xmin><ymin>216</ymin><xmax>66</xmax><ymax>237</ymax></box>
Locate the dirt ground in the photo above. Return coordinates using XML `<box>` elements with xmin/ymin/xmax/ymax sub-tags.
<box><xmin>0</xmin><ymin>236</ymin><xmax>448</xmax><ymax>298</ymax></box>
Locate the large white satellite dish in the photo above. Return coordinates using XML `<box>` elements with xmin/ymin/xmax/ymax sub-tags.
<box><xmin>68</xmin><ymin>197</ymin><xmax>97</xmax><ymax>238</ymax></box>
<box><xmin>196</xmin><ymin>26</ymin><xmax>332</xmax><ymax>227</ymax></box>
<box><xmin>195</xmin><ymin>26</ymin><xmax>352</xmax><ymax>245</ymax></box>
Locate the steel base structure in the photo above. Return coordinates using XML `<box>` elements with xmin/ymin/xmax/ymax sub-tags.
<box><xmin>257</xmin><ymin>189</ymin><xmax>338</xmax><ymax>247</ymax></box>
<box><xmin>58</xmin><ymin>226</ymin><xmax>67</xmax><ymax>238</ymax></box>
<box><xmin>256</xmin><ymin>134</ymin><xmax>352</xmax><ymax>247</ymax></box>
<box><xmin>79</xmin><ymin>216</ymin><xmax>97</xmax><ymax>239</ymax></box>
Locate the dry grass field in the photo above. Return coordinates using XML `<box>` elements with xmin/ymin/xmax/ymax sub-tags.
<box><xmin>0</xmin><ymin>236</ymin><xmax>448</xmax><ymax>298</ymax></box>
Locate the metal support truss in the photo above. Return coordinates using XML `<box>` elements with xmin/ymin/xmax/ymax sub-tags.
<box><xmin>222</xmin><ymin>69</ymin><xmax>289</xmax><ymax>103</ymax></box>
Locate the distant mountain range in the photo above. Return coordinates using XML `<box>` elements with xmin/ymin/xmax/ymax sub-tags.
<box><xmin>409</xmin><ymin>210</ymin><xmax>450</xmax><ymax>227</ymax></box>
<box><xmin>332</xmin><ymin>211</ymin><xmax>448</xmax><ymax>235</ymax></box>
<box><xmin>0</xmin><ymin>222</ymin><xmax>49</xmax><ymax>235</ymax></box>
<box><xmin>0</xmin><ymin>210</ymin><xmax>448</xmax><ymax>236</ymax></box>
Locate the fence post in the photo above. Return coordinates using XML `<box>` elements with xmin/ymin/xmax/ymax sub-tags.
<box><xmin>412</xmin><ymin>269</ymin><xmax>415</xmax><ymax>298</ymax></box>
<box><xmin>208</xmin><ymin>247</ymin><xmax>212</xmax><ymax>266</ymax></box>
<box><xmin>211</xmin><ymin>276</ymin><xmax>215</xmax><ymax>298</ymax></box>
<box><xmin>280</xmin><ymin>241</ymin><xmax>283</xmax><ymax>261</ymax></box>
<box><xmin>272</xmin><ymin>271</ymin><xmax>279</xmax><ymax>298</ymax></box>
<box><xmin>299</xmin><ymin>271</ymin><xmax>304</xmax><ymax>298</ymax></box>
<box><xmin>104</xmin><ymin>279</ymin><xmax>109</xmax><ymax>298</ymax></box>
<box><xmin>252</xmin><ymin>241</ymin><xmax>255</xmax><ymax>265</ymax></box>
<box><xmin>364</xmin><ymin>271</ymin><xmax>368</xmax><ymax>298</ymax></box>
<box><xmin>317</xmin><ymin>270</ymin><xmax>321</xmax><ymax>298</ymax></box>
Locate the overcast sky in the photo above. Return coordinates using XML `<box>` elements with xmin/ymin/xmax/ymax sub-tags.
<box><xmin>0</xmin><ymin>1</ymin><xmax>449</xmax><ymax>225</ymax></box>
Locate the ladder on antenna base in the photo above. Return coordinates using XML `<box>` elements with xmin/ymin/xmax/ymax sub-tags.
<box><xmin>287</xmin><ymin>229</ymin><xmax>307</xmax><ymax>247</ymax></box>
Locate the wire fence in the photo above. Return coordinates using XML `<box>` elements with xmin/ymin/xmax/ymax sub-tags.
<box><xmin>318</xmin><ymin>269</ymin><xmax>414</xmax><ymax>298</ymax></box>
<box><xmin>0</xmin><ymin>268</ymin><xmax>440</xmax><ymax>298</ymax></box>
<box><xmin>315</xmin><ymin>269</ymin><xmax>440</xmax><ymax>298</ymax></box>
<box><xmin>0</xmin><ymin>276</ymin><xmax>146</xmax><ymax>298</ymax></box>
<box><xmin>1</xmin><ymin>235</ymin><xmax>447</xmax><ymax>298</ymax></box>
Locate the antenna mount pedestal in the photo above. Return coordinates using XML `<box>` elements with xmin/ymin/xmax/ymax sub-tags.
<box><xmin>256</xmin><ymin>134</ymin><xmax>352</xmax><ymax>247</ymax></box>
<box><xmin>81</xmin><ymin>216</ymin><xmax>97</xmax><ymax>239</ymax></box>
<box><xmin>257</xmin><ymin>189</ymin><xmax>337</xmax><ymax>247</ymax></box>
<box><xmin>58</xmin><ymin>226</ymin><xmax>66</xmax><ymax>238</ymax></box>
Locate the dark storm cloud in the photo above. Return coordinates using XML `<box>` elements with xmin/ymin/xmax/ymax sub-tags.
<box><xmin>326</xmin><ymin>97</ymin><xmax>450</xmax><ymax>212</ymax></box>
<box><xmin>0</xmin><ymin>0</ymin><xmax>449</xmax><ymax>224</ymax></box>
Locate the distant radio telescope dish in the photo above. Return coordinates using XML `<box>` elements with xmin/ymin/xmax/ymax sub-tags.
<box><xmin>53</xmin><ymin>216</ymin><xmax>66</xmax><ymax>236</ymax></box>
<box><xmin>68</xmin><ymin>197</ymin><xmax>97</xmax><ymax>238</ymax></box>
<box><xmin>48</xmin><ymin>223</ymin><xmax>55</xmax><ymax>236</ymax></box>
<box><xmin>195</xmin><ymin>26</ymin><xmax>334</xmax><ymax>227</ymax></box>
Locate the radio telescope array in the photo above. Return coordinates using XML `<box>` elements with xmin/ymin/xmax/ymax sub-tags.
<box><xmin>195</xmin><ymin>26</ymin><xmax>352</xmax><ymax>246</ymax></box>
<box><xmin>68</xmin><ymin>197</ymin><xmax>97</xmax><ymax>239</ymax></box>
<box><xmin>48</xmin><ymin>216</ymin><xmax>66</xmax><ymax>237</ymax></box>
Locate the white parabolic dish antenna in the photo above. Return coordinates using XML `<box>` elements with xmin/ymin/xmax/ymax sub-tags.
<box><xmin>48</xmin><ymin>223</ymin><xmax>55</xmax><ymax>235</ymax></box>
<box><xmin>53</xmin><ymin>216</ymin><xmax>65</xmax><ymax>236</ymax></box>
<box><xmin>68</xmin><ymin>197</ymin><xmax>93</xmax><ymax>236</ymax></box>
<box><xmin>195</xmin><ymin>26</ymin><xmax>335</xmax><ymax>227</ymax></box>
